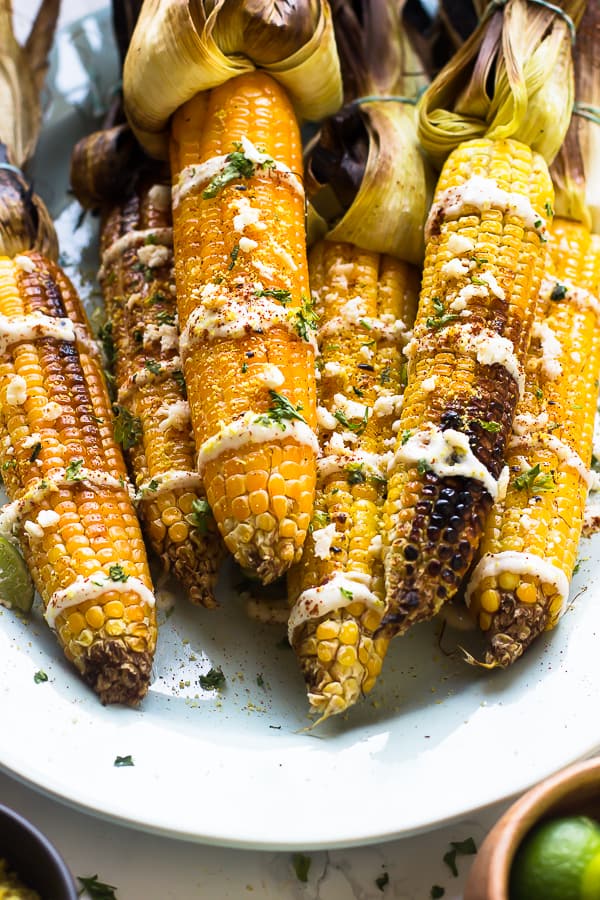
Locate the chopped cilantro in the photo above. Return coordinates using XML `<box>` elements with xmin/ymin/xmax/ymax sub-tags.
<box><xmin>255</xmin><ymin>288</ymin><xmax>292</xmax><ymax>305</ymax></box>
<box><xmin>346</xmin><ymin>463</ymin><xmax>366</xmax><ymax>485</ymax></box>
<box><xmin>28</xmin><ymin>442</ymin><xmax>42</xmax><ymax>463</ymax></box>
<box><xmin>185</xmin><ymin>498</ymin><xmax>213</xmax><ymax>536</ymax></box>
<box><xmin>360</xmin><ymin>318</ymin><xmax>372</xmax><ymax>330</ymax></box>
<box><xmin>144</xmin><ymin>233</ymin><xmax>157</xmax><ymax>245</ymax></box>
<box><xmin>133</xmin><ymin>328</ymin><xmax>143</xmax><ymax>344</ymax></box>
<box><xmin>199</xmin><ymin>667</ymin><xmax>226</xmax><ymax>690</ymax></box>
<box><xmin>114</xmin><ymin>755</ymin><xmax>134</xmax><ymax>767</ymax></box>
<box><xmin>472</xmin><ymin>419</ymin><xmax>501</xmax><ymax>433</ymax></box>
<box><xmin>292</xmin><ymin>296</ymin><xmax>318</xmax><ymax>341</ymax></box>
<box><xmin>309</xmin><ymin>510</ymin><xmax>330</xmax><ymax>532</ymax></box>
<box><xmin>401</xmin><ymin>429</ymin><xmax>412</xmax><ymax>445</ymax></box>
<box><xmin>144</xmin><ymin>359</ymin><xmax>161</xmax><ymax>375</ymax></box>
<box><xmin>228</xmin><ymin>243</ymin><xmax>240</xmax><ymax>270</ymax></box>
<box><xmin>535</xmin><ymin>386</ymin><xmax>543</xmax><ymax>400</ymax></box>
<box><xmin>400</xmin><ymin>363</ymin><xmax>408</xmax><ymax>387</ymax></box>
<box><xmin>513</xmin><ymin>463</ymin><xmax>554</xmax><ymax>492</ymax></box>
<box><xmin>256</xmin><ymin>673</ymin><xmax>265</xmax><ymax>688</ymax></box>
<box><xmin>241</xmin><ymin>362</ymin><xmax>248</xmax><ymax>373</ymax></box>
<box><xmin>379</xmin><ymin>366</ymin><xmax>391</xmax><ymax>384</ymax></box>
<box><xmin>172</xmin><ymin>369</ymin><xmax>187</xmax><ymax>399</ymax></box>
<box><xmin>333</xmin><ymin>406</ymin><xmax>370</xmax><ymax>436</ymax></box>
<box><xmin>77</xmin><ymin>875</ymin><xmax>118</xmax><ymax>900</ymax></box>
<box><xmin>339</xmin><ymin>586</ymin><xmax>353</xmax><ymax>601</ymax></box>
<box><xmin>97</xmin><ymin>321</ymin><xmax>116</xmax><ymax>367</ymax></box>
<box><xmin>417</xmin><ymin>458</ymin><xmax>430</xmax><ymax>475</ymax></box>
<box><xmin>148</xmin><ymin>291</ymin><xmax>167</xmax><ymax>305</ymax></box>
<box><xmin>426</xmin><ymin>297</ymin><xmax>459</xmax><ymax>331</ymax></box>
<box><xmin>292</xmin><ymin>853</ymin><xmax>311</xmax><ymax>883</ymax></box>
<box><xmin>352</xmin><ymin>386</ymin><xmax>364</xmax><ymax>398</ymax></box>
<box><xmin>431</xmin><ymin>887</ymin><xmax>445</xmax><ymax>899</ymax></box>
<box><xmin>2</xmin><ymin>459</ymin><xmax>15</xmax><ymax>471</ymax></box>
<box><xmin>156</xmin><ymin>310</ymin><xmax>176</xmax><ymax>325</ymax></box>
<box><xmin>33</xmin><ymin>670</ymin><xmax>48</xmax><ymax>684</ymax></box>
<box><xmin>550</xmin><ymin>282</ymin><xmax>567</xmax><ymax>301</ymax></box>
<box><xmin>255</xmin><ymin>391</ymin><xmax>307</xmax><ymax>431</ymax></box>
<box><xmin>112</xmin><ymin>405</ymin><xmax>142</xmax><ymax>450</ymax></box>
<box><xmin>534</xmin><ymin>218</ymin><xmax>543</xmax><ymax>229</ymax></box>
<box><xmin>375</xmin><ymin>872</ymin><xmax>389</xmax><ymax>891</ymax></box>
<box><xmin>202</xmin><ymin>151</ymin><xmax>257</xmax><ymax>199</ymax></box>
<box><xmin>109</xmin><ymin>564</ymin><xmax>129</xmax><ymax>583</ymax></box>
<box><xmin>545</xmin><ymin>201</ymin><xmax>554</xmax><ymax>217</ymax></box>
<box><xmin>146</xmin><ymin>479</ymin><xmax>159</xmax><ymax>493</ymax></box>
<box><xmin>65</xmin><ymin>458</ymin><xmax>85</xmax><ymax>482</ymax></box>
<box><xmin>573</xmin><ymin>561</ymin><xmax>581</xmax><ymax>574</ymax></box>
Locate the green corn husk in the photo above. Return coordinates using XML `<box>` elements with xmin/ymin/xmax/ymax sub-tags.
<box><xmin>418</xmin><ymin>0</ymin><xmax>586</xmax><ymax>169</ymax></box>
<box><xmin>305</xmin><ymin>0</ymin><xmax>433</xmax><ymax>265</ymax></box>
<box><xmin>123</xmin><ymin>0</ymin><xmax>343</xmax><ymax>158</ymax></box>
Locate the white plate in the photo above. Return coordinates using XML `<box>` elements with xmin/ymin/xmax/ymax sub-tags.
<box><xmin>1</xmin><ymin>7</ymin><xmax>600</xmax><ymax>851</ymax></box>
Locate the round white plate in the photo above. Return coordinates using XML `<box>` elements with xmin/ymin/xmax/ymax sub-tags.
<box><xmin>1</xmin><ymin>7</ymin><xmax>599</xmax><ymax>851</ymax></box>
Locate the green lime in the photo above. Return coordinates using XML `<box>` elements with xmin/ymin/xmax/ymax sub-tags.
<box><xmin>510</xmin><ymin>815</ymin><xmax>600</xmax><ymax>900</ymax></box>
<box><xmin>0</xmin><ymin>535</ymin><xmax>34</xmax><ymax>613</ymax></box>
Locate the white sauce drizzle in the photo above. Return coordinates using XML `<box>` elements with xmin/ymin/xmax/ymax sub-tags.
<box><xmin>137</xmin><ymin>468</ymin><xmax>201</xmax><ymax>499</ymax></box>
<box><xmin>509</xmin><ymin>433</ymin><xmax>592</xmax><ymax>487</ymax></box>
<box><xmin>288</xmin><ymin>571</ymin><xmax>384</xmax><ymax>642</ymax></box>
<box><xmin>466</xmin><ymin>551</ymin><xmax>569</xmax><ymax>613</ymax></box>
<box><xmin>455</xmin><ymin>325</ymin><xmax>524</xmax><ymax>396</ymax></box>
<box><xmin>196</xmin><ymin>412</ymin><xmax>318</xmax><ymax>474</ymax></box>
<box><xmin>45</xmin><ymin>572</ymin><xmax>156</xmax><ymax>630</ymax></box>
<box><xmin>312</xmin><ymin>522</ymin><xmax>338</xmax><ymax>559</ymax></box>
<box><xmin>393</xmin><ymin>424</ymin><xmax>499</xmax><ymax>498</ymax></box>
<box><xmin>531</xmin><ymin>321</ymin><xmax>562</xmax><ymax>380</ymax></box>
<box><xmin>117</xmin><ymin>358</ymin><xmax>183</xmax><ymax>405</ymax></box>
<box><xmin>539</xmin><ymin>277</ymin><xmax>600</xmax><ymax>322</ymax></box>
<box><xmin>99</xmin><ymin>227</ymin><xmax>173</xmax><ymax>273</ymax></box>
<box><xmin>425</xmin><ymin>175</ymin><xmax>550</xmax><ymax>242</ymax></box>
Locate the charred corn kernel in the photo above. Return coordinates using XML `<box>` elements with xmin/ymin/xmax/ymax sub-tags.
<box><xmin>0</xmin><ymin>252</ymin><xmax>157</xmax><ymax>704</ymax></box>
<box><xmin>468</xmin><ymin>221</ymin><xmax>600</xmax><ymax>666</ymax></box>
<box><xmin>98</xmin><ymin>171</ymin><xmax>224</xmax><ymax>607</ymax></box>
<box><xmin>170</xmin><ymin>72</ymin><xmax>317</xmax><ymax>583</ymax></box>
<box><xmin>288</xmin><ymin>242</ymin><xmax>419</xmax><ymax>722</ymax></box>
<box><xmin>382</xmin><ymin>138</ymin><xmax>554</xmax><ymax>638</ymax></box>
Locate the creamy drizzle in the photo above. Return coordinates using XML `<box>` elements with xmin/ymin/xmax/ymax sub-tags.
<box><xmin>45</xmin><ymin>572</ymin><xmax>155</xmax><ymax>629</ymax></box>
<box><xmin>117</xmin><ymin>358</ymin><xmax>183</xmax><ymax>405</ymax></box>
<box><xmin>288</xmin><ymin>571</ymin><xmax>384</xmax><ymax>642</ymax></box>
<box><xmin>197</xmin><ymin>412</ymin><xmax>318</xmax><ymax>474</ymax></box>
<box><xmin>100</xmin><ymin>227</ymin><xmax>173</xmax><ymax>273</ymax></box>
<box><xmin>466</xmin><ymin>551</ymin><xmax>569</xmax><ymax>613</ymax></box>
<box><xmin>137</xmin><ymin>468</ymin><xmax>202</xmax><ymax>499</ymax></box>
<box><xmin>540</xmin><ymin>277</ymin><xmax>600</xmax><ymax>322</ymax></box>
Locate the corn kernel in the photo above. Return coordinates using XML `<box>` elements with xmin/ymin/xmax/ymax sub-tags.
<box><xmin>339</xmin><ymin>620</ymin><xmax>359</xmax><ymax>645</ymax></box>
<box><xmin>85</xmin><ymin>606</ymin><xmax>105</xmax><ymax>629</ymax></box>
<box><xmin>105</xmin><ymin>619</ymin><xmax>126</xmax><ymax>636</ymax></box>
<box><xmin>479</xmin><ymin>611</ymin><xmax>492</xmax><ymax>631</ymax></box>
<box><xmin>337</xmin><ymin>644</ymin><xmax>357</xmax><ymax>667</ymax></box>
<box><xmin>316</xmin><ymin>620</ymin><xmax>339</xmax><ymax>641</ymax></box>
<box><xmin>317</xmin><ymin>640</ymin><xmax>337</xmax><ymax>663</ymax></box>
<box><xmin>480</xmin><ymin>589</ymin><xmax>500</xmax><ymax>613</ymax></box>
<box><xmin>498</xmin><ymin>571</ymin><xmax>519</xmax><ymax>591</ymax></box>
<box><xmin>516</xmin><ymin>582</ymin><xmax>538</xmax><ymax>604</ymax></box>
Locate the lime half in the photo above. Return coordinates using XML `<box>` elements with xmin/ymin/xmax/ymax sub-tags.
<box><xmin>0</xmin><ymin>535</ymin><xmax>34</xmax><ymax>613</ymax></box>
<box><xmin>510</xmin><ymin>815</ymin><xmax>600</xmax><ymax>900</ymax></box>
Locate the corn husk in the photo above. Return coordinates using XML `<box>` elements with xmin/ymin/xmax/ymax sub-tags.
<box><xmin>123</xmin><ymin>0</ymin><xmax>342</xmax><ymax>159</ymax></box>
<box><xmin>551</xmin><ymin>0</ymin><xmax>600</xmax><ymax>233</ymax></box>
<box><xmin>418</xmin><ymin>0</ymin><xmax>586</xmax><ymax>169</ymax></box>
<box><xmin>70</xmin><ymin>124</ymin><xmax>144</xmax><ymax>211</ymax></box>
<box><xmin>0</xmin><ymin>0</ymin><xmax>59</xmax><ymax>258</ymax></box>
<box><xmin>305</xmin><ymin>0</ymin><xmax>433</xmax><ymax>265</ymax></box>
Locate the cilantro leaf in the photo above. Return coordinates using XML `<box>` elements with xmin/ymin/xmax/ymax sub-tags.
<box><xmin>292</xmin><ymin>296</ymin><xmax>318</xmax><ymax>341</ymax></box>
<box><xmin>513</xmin><ymin>463</ymin><xmax>554</xmax><ymax>492</ymax></box>
<box><xmin>255</xmin><ymin>391</ymin><xmax>307</xmax><ymax>431</ymax></box>
<box><xmin>199</xmin><ymin>667</ymin><xmax>226</xmax><ymax>690</ymax></box>
<box><xmin>292</xmin><ymin>853</ymin><xmax>311</xmax><ymax>883</ymax></box>
<box><xmin>333</xmin><ymin>406</ymin><xmax>370</xmax><ymax>436</ymax></box>
<box><xmin>426</xmin><ymin>297</ymin><xmax>459</xmax><ymax>331</ymax></box>
<box><xmin>114</xmin><ymin>755</ymin><xmax>134</xmax><ymax>767</ymax></box>
<box><xmin>185</xmin><ymin>498</ymin><xmax>213</xmax><ymax>536</ymax></box>
<box><xmin>77</xmin><ymin>875</ymin><xmax>118</xmax><ymax>899</ymax></box>
<box><xmin>109</xmin><ymin>564</ymin><xmax>129</xmax><ymax>583</ymax></box>
<box><xmin>255</xmin><ymin>288</ymin><xmax>292</xmax><ymax>305</ymax></box>
<box><xmin>112</xmin><ymin>405</ymin><xmax>142</xmax><ymax>450</ymax></box>
<box><xmin>550</xmin><ymin>282</ymin><xmax>567</xmax><ymax>301</ymax></box>
<box><xmin>34</xmin><ymin>670</ymin><xmax>48</xmax><ymax>684</ymax></box>
<box><xmin>202</xmin><ymin>151</ymin><xmax>256</xmax><ymax>199</ymax></box>
<box><xmin>65</xmin><ymin>458</ymin><xmax>85</xmax><ymax>482</ymax></box>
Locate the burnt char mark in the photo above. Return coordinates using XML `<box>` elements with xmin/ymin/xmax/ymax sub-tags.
<box><xmin>83</xmin><ymin>639</ymin><xmax>152</xmax><ymax>706</ymax></box>
<box><xmin>380</xmin><ymin>474</ymin><xmax>492</xmax><ymax>638</ymax></box>
<box><xmin>484</xmin><ymin>592</ymin><xmax>548</xmax><ymax>667</ymax></box>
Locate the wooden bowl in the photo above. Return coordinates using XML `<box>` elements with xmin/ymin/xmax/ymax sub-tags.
<box><xmin>464</xmin><ymin>757</ymin><xmax>600</xmax><ymax>900</ymax></box>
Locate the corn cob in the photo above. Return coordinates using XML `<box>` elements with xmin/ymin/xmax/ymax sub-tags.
<box><xmin>288</xmin><ymin>241</ymin><xmax>418</xmax><ymax>720</ymax></box>
<box><xmin>380</xmin><ymin>137</ymin><xmax>554</xmax><ymax>637</ymax></box>
<box><xmin>0</xmin><ymin>251</ymin><xmax>157</xmax><ymax>704</ymax></box>
<box><xmin>466</xmin><ymin>220</ymin><xmax>600</xmax><ymax>664</ymax></box>
<box><xmin>169</xmin><ymin>71</ymin><xmax>317</xmax><ymax>583</ymax></box>
<box><xmin>98</xmin><ymin>164</ymin><xmax>224</xmax><ymax>607</ymax></box>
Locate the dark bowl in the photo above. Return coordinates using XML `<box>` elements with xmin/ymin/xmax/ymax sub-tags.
<box><xmin>0</xmin><ymin>803</ymin><xmax>78</xmax><ymax>899</ymax></box>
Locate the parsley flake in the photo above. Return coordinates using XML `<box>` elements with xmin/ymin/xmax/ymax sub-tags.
<box><xmin>346</xmin><ymin>463</ymin><xmax>366</xmax><ymax>485</ymax></box>
<box><xmin>545</xmin><ymin>202</ymin><xmax>554</xmax><ymax>217</ymax></box>
<box><xmin>417</xmin><ymin>458</ymin><xmax>430</xmax><ymax>475</ymax></box>
<box><xmin>199</xmin><ymin>667</ymin><xmax>226</xmax><ymax>690</ymax></box>
<box><xmin>472</xmin><ymin>419</ymin><xmax>501</xmax><ymax>433</ymax></box>
<box><xmin>333</xmin><ymin>406</ymin><xmax>370</xmax><ymax>436</ymax></box>
<box><xmin>77</xmin><ymin>875</ymin><xmax>118</xmax><ymax>900</ymax></box>
<box><xmin>255</xmin><ymin>288</ymin><xmax>292</xmax><ymax>305</ymax></box>
<box><xmin>228</xmin><ymin>243</ymin><xmax>240</xmax><ymax>270</ymax></box>
<box><xmin>379</xmin><ymin>366</ymin><xmax>391</xmax><ymax>384</ymax></box>
<box><xmin>109</xmin><ymin>564</ymin><xmax>129</xmax><ymax>583</ymax></box>
<box><xmin>172</xmin><ymin>369</ymin><xmax>187</xmax><ymax>398</ymax></box>
<box><xmin>339</xmin><ymin>586</ymin><xmax>353</xmax><ymax>601</ymax></box>
<box><xmin>156</xmin><ymin>310</ymin><xmax>176</xmax><ymax>325</ymax></box>
<box><xmin>292</xmin><ymin>853</ymin><xmax>311</xmax><ymax>883</ymax></box>
<box><xmin>426</xmin><ymin>297</ymin><xmax>459</xmax><ymax>331</ymax></box>
<box><xmin>144</xmin><ymin>359</ymin><xmax>161</xmax><ymax>375</ymax></box>
<box><xmin>292</xmin><ymin>296</ymin><xmax>318</xmax><ymax>341</ymax></box>
<box><xmin>513</xmin><ymin>463</ymin><xmax>554</xmax><ymax>492</ymax></box>
<box><xmin>65</xmin><ymin>458</ymin><xmax>85</xmax><ymax>482</ymax></box>
<box><xmin>33</xmin><ymin>670</ymin><xmax>48</xmax><ymax>684</ymax></box>
<box><xmin>97</xmin><ymin>321</ymin><xmax>116</xmax><ymax>367</ymax></box>
<box><xmin>401</xmin><ymin>429</ymin><xmax>413</xmax><ymax>445</ymax></box>
<box><xmin>185</xmin><ymin>498</ymin><xmax>213</xmax><ymax>536</ymax></box>
<box><xmin>309</xmin><ymin>510</ymin><xmax>330</xmax><ymax>532</ymax></box>
<box><xmin>112</xmin><ymin>405</ymin><xmax>142</xmax><ymax>450</ymax></box>
<box><xmin>255</xmin><ymin>391</ymin><xmax>307</xmax><ymax>431</ymax></box>
<box><xmin>114</xmin><ymin>755</ymin><xmax>134</xmax><ymax>767</ymax></box>
<box><xmin>202</xmin><ymin>151</ymin><xmax>257</xmax><ymax>199</ymax></box>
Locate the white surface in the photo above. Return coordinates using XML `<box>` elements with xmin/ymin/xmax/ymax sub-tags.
<box><xmin>2</xmin><ymin>0</ymin><xmax>598</xmax><ymax>896</ymax></box>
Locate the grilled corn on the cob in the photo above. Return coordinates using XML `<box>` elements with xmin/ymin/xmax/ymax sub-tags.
<box><xmin>169</xmin><ymin>71</ymin><xmax>318</xmax><ymax>583</ymax></box>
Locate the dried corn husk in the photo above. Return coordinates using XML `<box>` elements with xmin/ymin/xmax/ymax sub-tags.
<box><xmin>70</xmin><ymin>124</ymin><xmax>143</xmax><ymax>210</ymax></box>
<box><xmin>123</xmin><ymin>0</ymin><xmax>343</xmax><ymax>158</ymax></box>
<box><xmin>305</xmin><ymin>0</ymin><xmax>433</xmax><ymax>265</ymax></box>
<box><xmin>418</xmin><ymin>0</ymin><xmax>586</xmax><ymax>169</ymax></box>
<box><xmin>551</xmin><ymin>0</ymin><xmax>600</xmax><ymax>233</ymax></box>
<box><xmin>0</xmin><ymin>0</ymin><xmax>59</xmax><ymax>257</ymax></box>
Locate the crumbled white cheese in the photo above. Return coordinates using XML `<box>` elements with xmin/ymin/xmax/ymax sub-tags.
<box><xmin>333</xmin><ymin>393</ymin><xmax>370</xmax><ymax>422</ymax></box>
<box><xmin>232</xmin><ymin>198</ymin><xmax>264</xmax><ymax>233</ymax></box>
<box><xmin>37</xmin><ymin>509</ymin><xmax>60</xmax><ymax>528</ymax></box>
<box><xmin>324</xmin><ymin>361</ymin><xmax>343</xmax><ymax>377</ymax></box>
<box><xmin>257</xmin><ymin>364</ymin><xmax>284</xmax><ymax>390</ymax></box>
<box><xmin>317</xmin><ymin>406</ymin><xmax>337</xmax><ymax>431</ymax></box>
<box><xmin>477</xmin><ymin>271</ymin><xmax>505</xmax><ymax>300</ymax></box>
<box><xmin>6</xmin><ymin>375</ymin><xmax>27</xmax><ymax>406</ymax></box>
<box><xmin>312</xmin><ymin>522</ymin><xmax>337</xmax><ymax>559</ymax></box>
<box><xmin>158</xmin><ymin>323</ymin><xmax>179</xmax><ymax>353</ymax></box>
<box><xmin>14</xmin><ymin>255</ymin><xmax>36</xmax><ymax>273</ymax></box>
<box><xmin>373</xmin><ymin>393</ymin><xmax>403</xmax><ymax>418</ymax></box>
<box><xmin>21</xmin><ymin>433</ymin><xmax>41</xmax><ymax>450</ymax></box>
<box><xmin>359</xmin><ymin>344</ymin><xmax>374</xmax><ymax>362</ymax></box>
<box><xmin>446</xmin><ymin>234</ymin><xmax>475</xmax><ymax>255</ymax></box>
<box><xmin>158</xmin><ymin>400</ymin><xmax>191</xmax><ymax>432</ymax></box>
<box><xmin>24</xmin><ymin>520</ymin><xmax>44</xmax><ymax>540</ymax></box>
<box><xmin>532</xmin><ymin>321</ymin><xmax>562</xmax><ymax>380</ymax></box>
<box><xmin>43</xmin><ymin>402</ymin><xmax>63</xmax><ymax>423</ymax></box>
<box><xmin>497</xmin><ymin>466</ymin><xmax>510</xmax><ymax>502</ymax></box>
<box><xmin>442</xmin><ymin>258</ymin><xmax>472</xmax><ymax>278</ymax></box>
<box><xmin>239</xmin><ymin>236</ymin><xmax>258</xmax><ymax>253</ymax></box>
<box><xmin>422</xmin><ymin>376</ymin><xmax>437</xmax><ymax>392</ymax></box>
<box><xmin>137</xmin><ymin>244</ymin><xmax>172</xmax><ymax>268</ymax></box>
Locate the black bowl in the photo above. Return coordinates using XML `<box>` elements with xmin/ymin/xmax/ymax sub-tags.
<box><xmin>0</xmin><ymin>803</ymin><xmax>78</xmax><ymax>899</ymax></box>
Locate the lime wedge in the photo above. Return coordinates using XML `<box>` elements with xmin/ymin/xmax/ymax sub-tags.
<box><xmin>0</xmin><ymin>535</ymin><xmax>34</xmax><ymax>613</ymax></box>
